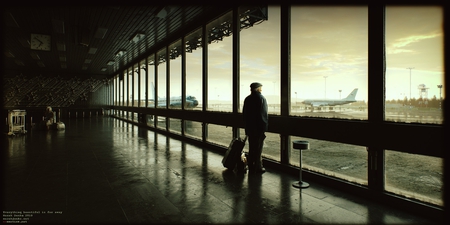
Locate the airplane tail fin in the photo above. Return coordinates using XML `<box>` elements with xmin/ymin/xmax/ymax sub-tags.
<box><xmin>343</xmin><ymin>88</ymin><xmax>358</xmax><ymax>100</ymax></box>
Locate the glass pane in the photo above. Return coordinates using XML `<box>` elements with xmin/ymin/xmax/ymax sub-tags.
<box><xmin>169</xmin><ymin>118</ymin><xmax>182</xmax><ymax>134</ymax></box>
<box><xmin>157</xmin><ymin>48</ymin><xmax>167</xmax><ymax>108</ymax></box>
<box><xmin>145</xmin><ymin>114</ymin><xmax>154</xmax><ymax>127</ymax></box>
<box><xmin>128</xmin><ymin>69</ymin><xmax>133</xmax><ymax>107</ymax></box>
<box><xmin>385</xmin><ymin>6</ymin><xmax>444</xmax><ymax>124</ymax></box>
<box><xmin>122</xmin><ymin>71</ymin><xmax>126</xmax><ymax>106</ymax></box>
<box><xmin>207</xmin><ymin>124</ymin><xmax>232</xmax><ymax>147</ymax></box>
<box><xmin>240</xmin><ymin>128</ymin><xmax>280</xmax><ymax>162</ymax></box>
<box><xmin>291</xmin><ymin>6</ymin><xmax>368</xmax><ymax>119</ymax></box>
<box><xmin>185</xmin><ymin>120</ymin><xmax>202</xmax><ymax>140</ymax></box>
<box><xmin>169</xmin><ymin>39</ymin><xmax>182</xmax><ymax>110</ymax></box>
<box><xmin>147</xmin><ymin>55</ymin><xmax>155</xmax><ymax>108</ymax></box>
<box><xmin>156</xmin><ymin>116</ymin><xmax>166</xmax><ymax>130</ymax></box>
<box><xmin>385</xmin><ymin>150</ymin><xmax>443</xmax><ymax>206</ymax></box>
<box><xmin>207</xmin><ymin>11</ymin><xmax>233</xmax><ymax>112</ymax></box>
<box><xmin>240</xmin><ymin>6</ymin><xmax>279</xmax><ymax>115</ymax></box>
<box><xmin>139</xmin><ymin>59</ymin><xmax>146</xmax><ymax>107</ymax></box>
<box><xmin>133</xmin><ymin>63</ymin><xmax>139</xmax><ymax>107</ymax></box>
<box><xmin>291</xmin><ymin>136</ymin><xmax>368</xmax><ymax>185</ymax></box>
<box><xmin>186</xmin><ymin>28</ymin><xmax>203</xmax><ymax>111</ymax></box>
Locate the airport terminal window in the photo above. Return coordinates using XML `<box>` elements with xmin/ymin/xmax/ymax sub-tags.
<box><xmin>169</xmin><ymin>118</ymin><xmax>182</xmax><ymax>135</ymax></box>
<box><xmin>186</xmin><ymin>28</ymin><xmax>203</xmax><ymax>111</ymax></box>
<box><xmin>133</xmin><ymin>63</ymin><xmax>139</xmax><ymax>107</ymax></box>
<box><xmin>206</xmin><ymin>11</ymin><xmax>233</xmax><ymax>112</ymax></box>
<box><xmin>124</xmin><ymin>71</ymin><xmax>128</xmax><ymax>107</ymax></box>
<box><xmin>291</xmin><ymin>136</ymin><xmax>368</xmax><ymax>186</ymax></box>
<box><xmin>290</xmin><ymin>6</ymin><xmax>368</xmax><ymax>120</ymax></box>
<box><xmin>128</xmin><ymin>70</ymin><xmax>133</xmax><ymax>107</ymax></box>
<box><xmin>184</xmin><ymin>120</ymin><xmax>202</xmax><ymax>141</ymax></box>
<box><xmin>239</xmin><ymin>6</ymin><xmax>280</xmax><ymax>115</ymax></box>
<box><xmin>157</xmin><ymin>48</ymin><xmax>167</xmax><ymax>109</ymax></box>
<box><xmin>385</xmin><ymin>150</ymin><xmax>443</xmax><ymax>206</ymax></box>
<box><xmin>207</xmin><ymin>124</ymin><xmax>232</xmax><ymax>147</ymax></box>
<box><xmin>169</xmin><ymin>39</ymin><xmax>182</xmax><ymax>110</ymax></box>
<box><xmin>385</xmin><ymin>6</ymin><xmax>444</xmax><ymax>124</ymax></box>
<box><xmin>156</xmin><ymin>116</ymin><xmax>167</xmax><ymax>131</ymax></box>
<box><xmin>139</xmin><ymin>60</ymin><xmax>147</xmax><ymax>107</ymax></box>
<box><xmin>147</xmin><ymin>55</ymin><xmax>155</xmax><ymax>108</ymax></box>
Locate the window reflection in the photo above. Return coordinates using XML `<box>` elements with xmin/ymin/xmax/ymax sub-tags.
<box><xmin>185</xmin><ymin>120</ymin><xmax>202</xmax><ymax>140</ymax></box>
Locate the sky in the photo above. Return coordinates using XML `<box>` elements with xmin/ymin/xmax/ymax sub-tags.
<box><xmin>139</xmin><ymin>5</ymin><xmax>445</xmax><ymax>104</ymax></box>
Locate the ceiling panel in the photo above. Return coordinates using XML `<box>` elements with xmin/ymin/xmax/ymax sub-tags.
<box><xmin>2</xmin><ymin>6</ymin><xmax>223</xmax><ymax>78</ymax></box>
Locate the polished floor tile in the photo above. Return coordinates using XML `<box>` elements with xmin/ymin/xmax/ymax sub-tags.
<box><xmin>2</xmin><ymin>117</ymin><xmax>441</xmax><ymax>224</ymax></box>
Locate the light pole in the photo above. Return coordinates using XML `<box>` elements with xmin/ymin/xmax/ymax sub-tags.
<box><xmin>437</xmin><ymin>84</ymin><xmax>443</xmax><ymax>109</ymax></box>
<box><xmin>323</xmin><ymin>76</ymin><xmax>328</xmax><ymax>98</ymax></box>
<box><xmin>407</xmin><ymin>67</ymin><xmax>414</xmax><ymax>101</ymax></box>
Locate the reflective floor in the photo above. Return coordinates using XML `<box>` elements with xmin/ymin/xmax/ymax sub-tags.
<box><xmin>3</xmin><ymin>117</ymin><xmax>440</xmax><ymax>224</ymax></box>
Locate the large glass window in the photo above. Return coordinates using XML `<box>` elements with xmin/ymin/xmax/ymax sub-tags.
<box><xmin>139</xmin><ymin>59</ymin><xmax>147</xmax><ymax>107</ymax></box>
<box><xmin>206</xmin><ymin>11</ymin><xmax>233</xmax><ymax>112</ymax></box>
<box><xmin>133</xmin><ymin>63</ymin><xmax>139</xmax><ymax>107</ymax></box>
<box><xmin>385</xmin><ymin>150</ymin><xmax>443</xmax><ymax>206</ymax></box>
<box><xmin>185</xmin><ymin>120</ymin><xmax>202</xmax><ymax>140</ymax></box>
<box><xmin>128</xmin><ymin>69</ymin><xmax>133</xmax><ymax>107</ymax></box>
<box><xmin>291</xmin><ymin>136</ymin><xmax>368</xmax><ymax>185</ymax></box>
<box><xmin>385</xmin><ymin>6</ymin><xmax>444</xmax><ymax>124</ymax></box>
<box><xmin>186</xmin><ymin>28</ymin><xmax>203</xmax><ymax>111</ymax></box>
<box><xmin>147</xmin><ymin>55</ymin><xmax>155</xmax><ymax>108</ymax></box>
<box><xmin>157</xmin><ymin>48</ymin><xmax>167</xmax><ymax>109</ymax></box>
<box><xmin>239</xmin><ymin>6</ymin><xmax>280</xmax><ymax>115</ymax></box>
<box><xmin>121</xmin><ymin>71</ymin><xmax>126</xmax><ymax>106</ymax></box>
<box><xmin>290</xmin><ymin>6</ymin><xmax>368</xmax><ymax>119</ymax></box>
<box><xmin>169</xmin><ymin>39</ymin><xmax>182</xmax><ymax>110</ymax></box>
<box><xmin>207</xmin><ymin>124</ymin><xmax>232</xmax><ymax>147</ymax></box>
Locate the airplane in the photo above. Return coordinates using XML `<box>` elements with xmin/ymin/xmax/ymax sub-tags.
<box><xmin>148</xmin><ymin>82</ymin><xmax>199</xmax><ymax>109</ymax></box>
<box><xmin>301</xmin><ymin>88</ymin><xmax>358</xmax><ymax>111</ymax></box>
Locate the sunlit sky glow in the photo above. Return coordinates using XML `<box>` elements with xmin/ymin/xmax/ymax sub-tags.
<box><xmin>140</xmin><ymin>6</ymin><xmax>445</xmax><ymax>104</ymax></box>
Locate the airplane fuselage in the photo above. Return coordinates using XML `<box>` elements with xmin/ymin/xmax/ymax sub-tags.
<box><xmin>302</xmin><ymin>99</ymin><xmax>356</xmax><ymax>107</ymax></box>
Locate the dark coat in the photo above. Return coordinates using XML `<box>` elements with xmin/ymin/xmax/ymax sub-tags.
<box><xmin>243</xmin><ymin>91</ymin><xmax>268</xmax><ymax>135</ymax></box>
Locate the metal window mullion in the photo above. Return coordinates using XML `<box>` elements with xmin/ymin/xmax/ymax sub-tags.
<box><xmin>181</xmin><ymin>36</ymin><xmax>187</xmax><ymax>135</ymax></box>
<box><xmin>232</xmin><ymin>7</ymin><xmax>240</xmax><ymax>139</ymax></box>
<box><xmin>367</xmin><ymin>5</ymin><xmax>386</xmax><ymax>192</ymax></box>
<box><xmin>280</xmin><ymin>5</ymin><xmax>291</xmax><ymax>165</ymax></box>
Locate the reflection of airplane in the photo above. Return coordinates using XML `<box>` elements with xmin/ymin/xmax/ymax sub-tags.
<box><xmin>302</xmin><ymin>88</ymin><xmax>358</xmax><ymax>111</ymax></box>
<box><xmin>148</xmin><ymin>82</ymin><xmax>199</xmax><ymax>109</ymax></box>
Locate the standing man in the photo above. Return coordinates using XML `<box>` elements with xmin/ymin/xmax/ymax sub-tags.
<box><xmin>243</xmin><ymin>82</ymin><xmax>268</xmax><ymax>174</ymax></box>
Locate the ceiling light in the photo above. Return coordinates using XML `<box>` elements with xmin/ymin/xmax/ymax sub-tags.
<box><xmin>115</xmin><ymin>50</ymin><xmax>126</xmax><ymax>57</ymax></box>
<box><xmin>88</xmin><ymin>47</ymin><xmax>97</xmax><ymax>54</ymax></box>
<box><xmin>107</xmin><ymin>60</ymin><xmax>115</xmax><ymax>65</ymax></box>
<box><xmin>94</xmin><ymin>27</ymin><xmax>108</xmax><ymax>39</ymax></box>
<box><xmin>101</xmin><ymin>67</ymin><xmax>107</xmax><ymax>72</ymax></box>
<box><xmin>5</xmin><ymin>51</ymin><xmax>14</xmax><ymax>58</ymax></box>
<box><xmin>30</xmin><ymin>52</ymin><xmax>40</xmax><ymax>60</ymax></box>
<box><xmin>57</xmin><ymin>42</ymin><xmax>66</xmax><ymax>51</ymax></box>
<box><xmin>130</xmin><ymin>32</ymin><xmax>145</xmax><ymax>43</ymax></box>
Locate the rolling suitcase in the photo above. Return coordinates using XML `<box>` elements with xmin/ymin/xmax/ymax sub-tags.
<box><xmin>222</xmin><ymin>136</ymin><xmax>248</xmax><ymax>169</ymax></box>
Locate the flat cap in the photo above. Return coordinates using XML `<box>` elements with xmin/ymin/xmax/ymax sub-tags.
<box><xmin>250</xmin><ymin>82</ymin><xmax>263</xmax><ymax>89</ymax></box>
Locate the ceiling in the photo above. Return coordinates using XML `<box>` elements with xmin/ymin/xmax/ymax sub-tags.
<box><xmin>2</xmin><ymin>5</ymin><xmax>230</xmax><ymax>79</ymax></box>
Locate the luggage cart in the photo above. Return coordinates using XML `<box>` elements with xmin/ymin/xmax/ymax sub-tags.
<box><xmin>8</xmin><ymin>110</ymin><xmax>27</xmax><ymax>136</ymax></box>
